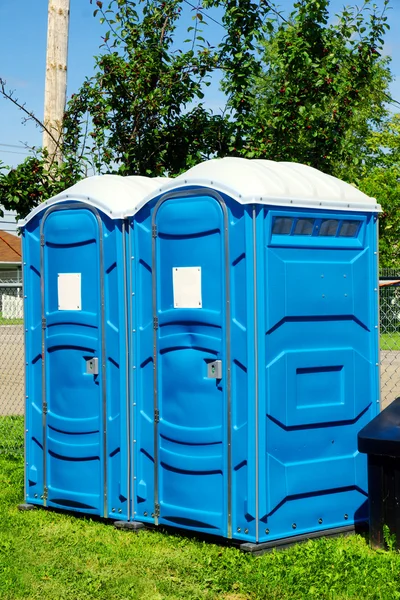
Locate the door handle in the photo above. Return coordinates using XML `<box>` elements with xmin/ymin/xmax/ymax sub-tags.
<box><xmin>85</xmin><ymin>357</ymin><xmax>99</xmax><ymax>375</ymax></box>
<box><xmin>207</xmin><ymin>360</ymin><xmax>222</xmax><ymax>379</ymax></box>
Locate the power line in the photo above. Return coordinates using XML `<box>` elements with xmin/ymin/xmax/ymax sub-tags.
<box><xmin>0</xmin><ymin>143</ymin><xmax>28</xmax><ymax>150</ymax></box>
<box><xmin>0</xmin><ymin>149</ymin><xmax>30</xmax><ymax>156</ymax></box>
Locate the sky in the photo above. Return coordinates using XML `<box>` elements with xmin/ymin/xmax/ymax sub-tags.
<box><xmin>0</xmin><ymin>0</ymin><xmax>400</xmax><ymax>168</ymax></box>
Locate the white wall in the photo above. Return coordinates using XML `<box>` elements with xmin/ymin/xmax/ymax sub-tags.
<box><xmin>0</xmin><ymin>208</ymin><xmax>18</xmax><ymax>236</ymax></box>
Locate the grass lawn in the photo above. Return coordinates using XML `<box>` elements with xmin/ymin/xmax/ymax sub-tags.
<box><xmin>380</xmin><ymin>332</ymin><xmax>400</xmax><ymax>351</ymax></box>
<box><xmin>1</xmin><ymin>456</ymin><xmax>400</xmax><ymax>599</ymax></box>
<box><xmin>0</xmin><ymin>311</ymin><xmax>23</xmax><ymax>326</ymax></box>
<box><xmin>0</xmin><ymin>416</ymin><xmax>24</xmax><ymax>455</ymax></box>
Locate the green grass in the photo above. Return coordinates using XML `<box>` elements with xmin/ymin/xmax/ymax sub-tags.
<box><xmin>0</xmin><ymin>416</ymin><xmax>24</xmax><ymax>455</ymax></box>
<box><xmin>0</xmin><ymin>311</ymin><xmax>23</xmax><ymax>326</ymax></box>
<box><xmin>380</xmin><ymin>332</ymin><xmax>400</xmax><ymax>350</ymax></box>
<box><xmin>1</xmin><ymin>456</ymin><xmax>400</xmax><ymax>599</ymax></box>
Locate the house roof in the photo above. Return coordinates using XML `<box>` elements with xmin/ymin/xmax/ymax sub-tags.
<box><xmin>0</xmin><ymin>231</ymin><xmax>21</xmax><ymax>263</ymax></box>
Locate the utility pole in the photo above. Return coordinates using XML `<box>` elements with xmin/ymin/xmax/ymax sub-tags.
<box><xmin>43</xmin><ymin>0</ymin><xmax>70</xmax><ymax>164</ymax></box>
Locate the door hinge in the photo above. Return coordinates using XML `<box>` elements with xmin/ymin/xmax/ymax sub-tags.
<box><xmin>152</xmin><ymin>225</ymin><xmax>157</xmax><ymax>238</ymax></box>
<box><xmin>43</xmin><ymin>486</ymin><xmax>48</xmax><ymax>500</ymax></box>
<box><xmin>154</xmin><ymin>409</ymin><xmax>160</xmax><ymax>424</ymax></box>
<box><xmin>40</xmin><ymin>234</ymin><xmax>45</xmax><ymax>246</ymax></box>
<box><xmin>154</xmin><ymin>503</ymin><xmax>160</xmax><ymax>518</ymax></box>
<box><xmin>43</xmin><ymin>402</ymin><xmax>48</xmax><ymax>415</ymax></box>
<box><xmin>42</xmin><ymin>318</ymin><xmax>46</xmax><ymax>329</ymax></box>
<box><xmin>153</xmin><ymin>316</ymin><xmax>159</xmax><ymax>330</ymax></box>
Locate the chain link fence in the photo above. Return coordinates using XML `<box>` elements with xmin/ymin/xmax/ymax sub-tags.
<box><xmin>1</xmin><ymin>268</ymin><xmax>400</xmax><ymax>454</ymax></box>
<box><xmin>379</xmin><ymin>268</ymin><xmax>400</xmax><ymax>410</ymax></box>
<box><xmin>0</xmin><ymin>270</ymin><xmax>24</xmax><ymax>455</ymax></box>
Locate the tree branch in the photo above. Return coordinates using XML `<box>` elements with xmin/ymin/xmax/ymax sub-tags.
<box><xmin>0</xmin><ymin>78</ymin><xmax>62</xmax><ymax>151</ymax></box>
<box><xmin>263</xmin><ymin>0</ymin><xmax>289</xmax><ymax>24</ymax></box>
<box><xmin>160</xmin><ymin>15</ymin><xmax>170</xmax><ymax>46</ymax></box>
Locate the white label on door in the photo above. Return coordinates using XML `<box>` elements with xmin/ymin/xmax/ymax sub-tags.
<box><xmin>57</xmin><ymin>273</ymin><xmax>82</xmax><ymax>310</ymax></box>
<box><xmin>173</xmin><ymin>267</ymin><xmax>202</xmax><ymax>308</ymax></box>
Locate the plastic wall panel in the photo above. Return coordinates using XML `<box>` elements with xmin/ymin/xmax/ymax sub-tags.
<box><xmin>23</xmin><ymin>205</ymin><xmax>128</xmax><ymax>520</ymax></box>
<box><xmin>257</xmin><ymin>207</ymin><xmax>378</xmax><ymax>544</ymax></box>
<box><xmin>40</xmin><ymin>208</ymin><xmax>103</xmax><ymax>514</ymax></box>
<box><xmin>155</xmin><ymin>195</ymin><xmax>226</xmax><ymax>536</ymax></box>
<box><xmin>23</xmin><ymin>219</ymin><xmax>44</xmax><ymax>504</ymax></box>
<box><xmin>132</xmin><ymin>192</ymin><xmax>256</xmax><ymax>540</ymax></box>
<box><xmin>228</xmin><ymin>202</ymin><xmax>257</xmax><ymax>542</ymax></box>
<box><xmin>131</xmin><ymin>206</ymin><xmax>156</xmax><ymax>524</ymax></box>
<box><xmin>103</xmin><ymin>217</ymin><xmax>129</xmax><ymax>520</ymax></box>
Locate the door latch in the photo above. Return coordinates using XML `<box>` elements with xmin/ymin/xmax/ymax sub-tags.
<box><xmin>85</xmin><ymin>357</ymin><xmax>99</xmax><ymax>375</ymax></box>
<box><xmin>207</xmin><ymin>360</ymin><xmax>222</xmax><ymax>379</ymax></box>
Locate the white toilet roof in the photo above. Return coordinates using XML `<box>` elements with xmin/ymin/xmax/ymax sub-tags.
<box><xmin>21</xmin><ymin>158</ymin><xmax>380</xmax><ymax>226</ymax></box>
<box><xmin>129</xmin><ymin>158</ymin><xmax>380</xmax><ymax>216</ymax></box>
<box><xmin>20</xmin><ymin>174</ymin><xmax>171</xmax><ymax>225</ymax></box>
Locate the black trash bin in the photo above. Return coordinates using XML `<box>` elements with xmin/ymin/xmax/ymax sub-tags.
<box><xmin>358</xmin><ymin>397</ymin><xmax>400</xmax><ymax>549</ymax></box>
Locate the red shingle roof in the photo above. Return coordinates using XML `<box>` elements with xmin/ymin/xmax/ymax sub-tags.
<box><xmin>0</xmin><ymin>231</ymin><xmax>21</xmax><ymax>263</ymax></box>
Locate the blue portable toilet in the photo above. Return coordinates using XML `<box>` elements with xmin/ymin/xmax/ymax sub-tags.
<box><xmin>21</xmin><ymin>174</ymin><xmax>167</xmax><ymax>521</ymax></box>
<box><xmin>127</xmin><ymin>157</ymin><xmax>380</xmax><ymax>548</ymax></box>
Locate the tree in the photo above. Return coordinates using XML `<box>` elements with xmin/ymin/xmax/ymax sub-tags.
<box><xmin>0</xmin><ymin>152</ymin><xmax>82</xmax><ymax>220</ymax></box>
<box><xmin>0</xmin><ymin>77</ymin><xmax>87</xmax><ymax>219</ymax></box>
<box><xmin>64</xmin><ymin>0</ymin><xmax>231</xmax><ymax>176</ymax></box>
<box><xmin>358</xmin><ymin>114</ymin><xmax>400</xmax><ymax>268</ymax></box>
<box><xmin>245</xmin><ymin>0</ymin><xmax>392</xmax><ymax>179</ymax></box>
<box><xmin>0</xmin><ymin>0</ymin><xmax>394</xmax><ymax>221</ymax></box>
<box><xmin>63</xmin><ymin>0</ymin><xmax>275</xmax><ymax>174</ymax></box>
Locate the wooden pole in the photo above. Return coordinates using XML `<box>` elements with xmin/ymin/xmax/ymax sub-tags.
<box><xmin>43</xmin><ymin>0</ymin><xmax>70</xmax><ymax>164</ymax></box>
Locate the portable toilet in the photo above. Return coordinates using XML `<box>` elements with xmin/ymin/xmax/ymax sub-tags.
<box><xmin>21</xmin><ymin>174</ymin><xmax>168</xmax><ymax>521</ymax></box>
<box><xmin>127</xmin><ymin>157</ymin><xmax>380</xmax><ymax>549</ymax></box>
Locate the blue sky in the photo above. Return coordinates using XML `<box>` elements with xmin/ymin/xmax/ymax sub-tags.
<box><xmin>0</xmin><ymin>0</ymin><xmax>399</xmax><ymax>168</ymax></box>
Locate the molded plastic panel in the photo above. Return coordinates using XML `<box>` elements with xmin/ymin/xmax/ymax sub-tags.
<box><xmin>257</xmin><ymin>208</ymin><xmax>379</xmax><ymax>543</ymax></box>
<box><xmin>131</xmin><ymin>205</ymin><xmax>156</xmax><ymax>524</ymax></box>
<box><xmin>155</xmin><ymin>195</ymin><xmax>227</xmax><ymax>536</ymax></box>
<box><xmin>132</xmin><ymin>193</ymin><xmax>256</xmax><ymax>540</ymax></box>
<box><xmin>23</xmin><ymin>222</ymin><xmax>44</xmax><ymax>503</ymax></box>
<box><xmin>43</xmin><ymin>208</ymin><xmax>103</xmax><ymax>514</ymax></box>
<box><xmin>228</xmin><ymin>202</ymin><xmax>257</xmax><ymax>541</ymax></box>
<box><xmin>103</xmin><ymin>216</ymin><xmax>129</xmax><ymax>520</ymax></box>
<box><xmin>24</xmin><ymin>205</ymin><xmax>129</xmax><ymax>520</ymax></box>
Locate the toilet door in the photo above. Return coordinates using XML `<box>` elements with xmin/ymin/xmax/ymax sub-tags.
<box><xmin>41</xmin><ymin>205</ymin><xmax>105</xmax><ymax>516</ymax></box>
<box><xmin>153</xmin><ymin>193</ymin><xmax>230</xmax><ymax>536</ymax></box>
